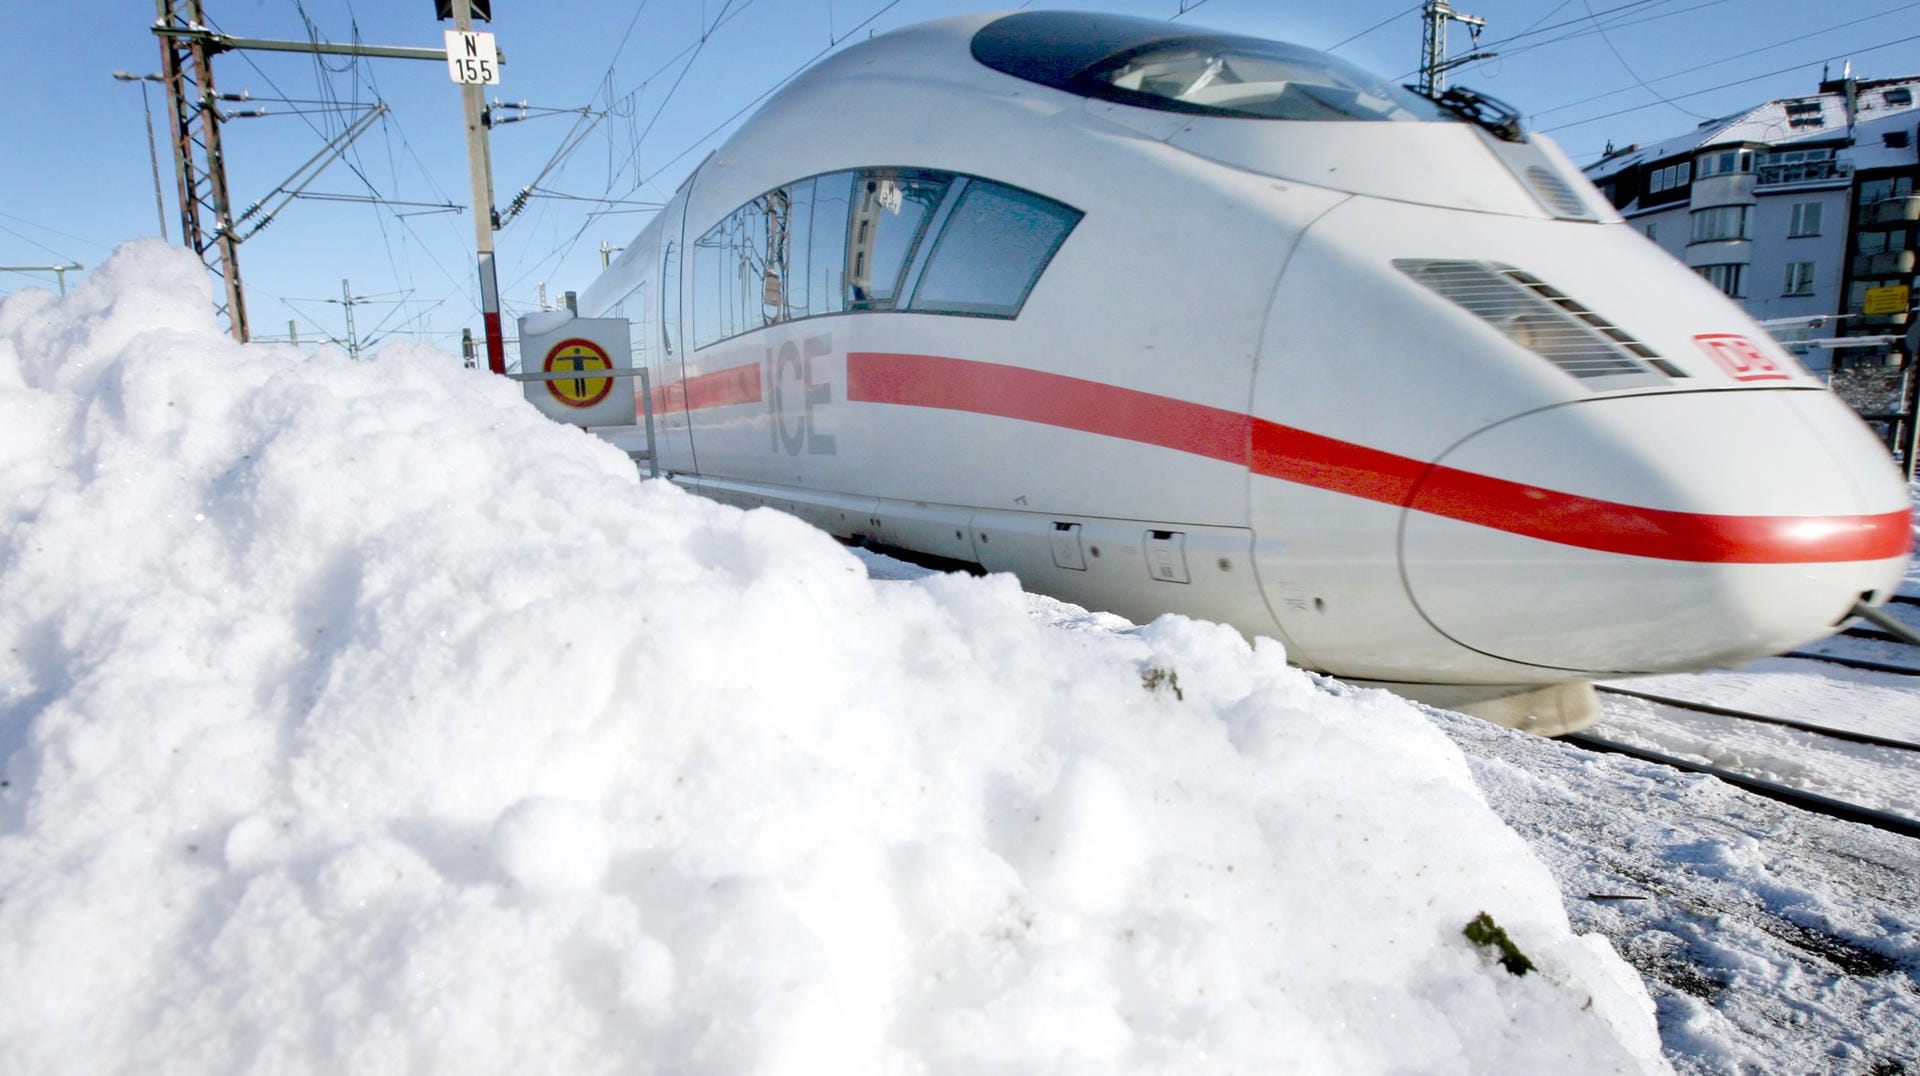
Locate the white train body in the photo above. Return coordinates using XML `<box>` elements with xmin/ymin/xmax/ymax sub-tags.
<box><xmin>581</xmin><ymin>11</ymin><xmax>1912</xmax><ymax>728</ymax></box>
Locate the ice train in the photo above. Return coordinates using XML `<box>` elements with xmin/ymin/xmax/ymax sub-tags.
<box><xmin>577</xmin><ymin>10</ymin><xmax>1913</xmax><ymax>732</ymax></box>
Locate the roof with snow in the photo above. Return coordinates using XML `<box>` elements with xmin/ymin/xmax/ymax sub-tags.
<box><xmin>1584</xmin><ymin>73</ymin><xmax>1920</xmax><ymax>176</ymax></box>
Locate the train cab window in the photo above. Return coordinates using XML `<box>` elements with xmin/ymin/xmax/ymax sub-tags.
<box><xmin>847</xmin><ymin>172</ymin><xmax>948</xmax><ymax>309</ymax></box>
<box><xmin>808</xmin><ymin>172</ymin><xmax>854</xmax><ymax>317</ymax></box>
<box><xmin>690</xmin><ymin>168</ymin><xmax>1081</xmax><ymax>347</ymax></box>
<box><xmin>909</xmin><ymin>180</ymin><xmax>1080</xmax><ymax>317</ymax></box>
<box><xmin>971</xmin><ymin>10</ymin><xmax>1448</xmax><ymax>124</ymax></box>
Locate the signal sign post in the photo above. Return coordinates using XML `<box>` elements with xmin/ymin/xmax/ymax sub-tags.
<box><xmin>444</xmin><ymin>30</ymin><xmax>499</xmax><ymax>85</ymax></box>
<box><xmin>515</xmin><ymin>312</ymin><xmax>647</xmax><ymax>415</ymax></box>
<box><xmin>445</xmin><ymin>0</ymin><xmax>507</xmax><ymax>375</ymax></box>
<box><xmin>513</xmin><ymin>314</ymin><xmax>658</xmax><ymax>475</ymax></box>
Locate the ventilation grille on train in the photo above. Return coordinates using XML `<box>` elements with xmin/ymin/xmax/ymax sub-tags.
<box><xmin>1523</xmin><ymin>165</ymin><xmax>1593</xmax><ymax>219</ymax></box>
<box><xmin>1393</xmin><ymin>259</ymin><xmax>1681</xmax><ymax>384</ymax></box>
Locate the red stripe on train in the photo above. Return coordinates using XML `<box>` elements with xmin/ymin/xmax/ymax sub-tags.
<box><xmin>653</xmin><ymin>362</ymin><xmax>764</xmax><ymax>413</ymax></box>
<box><xmin>845</xmin><ymin>351</ymin><xmax>1912</xmax><ymax>565</ymax></box>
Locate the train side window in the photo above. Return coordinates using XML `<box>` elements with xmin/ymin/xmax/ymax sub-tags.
<box><xmin>622</xmin><ymin>279</ymin><xmax>649</xmax><ymax>367</ymax></box>
<box><xmin>739</xmin><ymin>198</ymin><xmax>770</xmax><ymax>337</ymax></box>
<box><xmin>724</xmin><ymin>207</ymin><xmax>751</xmax><ymax>342</ymax></box>
<box><xmin>909</xmin><ymin>181</ymin><xmax>1081</xmax><ymax>317</ymax></box>
<box><xmin>809</xmin><ymin>172</ymin><xmax>853</xmax><ymax>316</ymax></box>
<box><xmin>783</xmin><ymin>178</ymin><xmax>814</xmax><ymax>319</ymax></box>
<box><xmin>689</xmin><ymin>169</ymin><xmax>1077</xmax><ymax>346</ymax></box>
<box><xmin>846</xmin><ymin>172</ymin><xmax>948</xmax><ymax>309</ymax></box>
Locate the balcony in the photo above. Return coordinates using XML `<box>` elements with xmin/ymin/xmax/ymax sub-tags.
<box><xmin>1852</xmin><ymin>249</ymin><xmax>1916</xmax><ymax>278</ymax></box>
<box><xmin>1754</xmin><ymin>159</ymin><xmax>1851</xmax><ymax>187</ymax></box>
<box><xmin>1863</xmin><ymin>195</ymin><xmax>1920</xmax><ymax>227</ymax></box>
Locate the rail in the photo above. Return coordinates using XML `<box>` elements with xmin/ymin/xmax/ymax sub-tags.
<box><xmin>1594</xmin><ymin>684</ymin><xmax>1920</xmax><ymax>751</ymax></box>
<box><xmin>1563</xmin><ymin>732</ymin><xmax>1920</xmax><ymax>841</ymax></box>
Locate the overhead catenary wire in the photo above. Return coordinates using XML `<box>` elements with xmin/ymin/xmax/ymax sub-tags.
<box><xmin>1324</xmin><ymin>4</ymin><xmax>1420</xmax><ymax>54</ymax></box>
<box><xmin>0</xmin><ymin>212</ymin><xmax>110</xmax><ymax>259</ymax></box>
<box><xmin>1543</xmin><ymin>30</ymin><xmax>1920</xmax><ymax>136</ymax></box>
<box><xmin>506</xmin><ymin>0</ymin><xmax>916</xmax><ymax>298</ymax></box>
<box><xmin>1526</xmin><ymin>0</ymin><xmax>1920</xmax><ymax>122</ymax></box>
<box><xmin>1392</xmin><ymin>0</ymin><xmax>1733</xmax><ymax>82</ymax></box>
<box><xmin>199</xmin><ymin>2</ymin><xmax>487</xmax><ymax>342</ymax></box>
<box><xmin>178</xmin><ymin>0</ymin><xmax>1919</xmax><ymax>358</ymax></box>
<box><xmin>1578</xmin><ymin>0</ymin><xmax>1711</xmax><ymax>119</ymax></box>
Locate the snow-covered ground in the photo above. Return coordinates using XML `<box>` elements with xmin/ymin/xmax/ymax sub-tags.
<box><xmin>1</xmin><ymin>242</ymin><xmax>1914</xmax><ymax>1074</ymax></box>
<box><xmin>874</xmin><ymin>542</ymin><xmax>1920</xmax><ymax>1076</ymax></box>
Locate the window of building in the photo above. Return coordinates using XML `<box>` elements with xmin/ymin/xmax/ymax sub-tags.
<box><xmin>1755</xmin><ymin>146</ymin><xmax>1845</xmax><ymax>186</ymax></box>
<box><xmin>1789</xmin><ymin>201</ymin><xmax>1822</xmax><ymax>236</ymax></box>
<box><xmin>1857</xmin><ymin>230</ymin><xmax>1910</xmax><ymax>256</ymax></box>
<box><xmin>1696</xmin><ymin>149</ymin><xmax>1751</xmax><ymax>177</ymax></box>
<box><xmin>1646</xmin><ymin>160</ymin><xmax>1691</xmax><ymax>194</ymax></box>
<box><xmin>1783</xmin><ymin>261</ymin><xmax>1816</xmax><ymax>296</ymax></box>
<box><xmin>1856</xmin><ymin>177</ymin><xmax>1917</xmax><ymax>228</ymax></box>
<box><xmin>690</xmin><ymin>169</ymin><xmax>1083</xmax><ymax>348</ymax></box>
<box><xmin>1785</xmin><ymin>100</ymin><xmax>1825</xmax><ymax>128</ymax></box>
<box><xmin>1699</xmin><ymin>263</ymin><xmax>1745</xmax><ymax>297</ymax></box>
<box><xmin>1690</xmin><ymin>204</ymin><xmax>1750</xmax><ymax>242</ymax></box>
<box><xmin>1884</xmin><ymin>87</ymin><xmax>1913</xmax><ymax>107</ymax></box>
<box><xmin>1886</xmin><ymin>131</ymin><xmax>1912</xmax><ymax>149</ymax></box>
<box><xmin>1859</xmin><ymin>175</ymin><xmax>1916</xmax><ymax>205</ymax></box>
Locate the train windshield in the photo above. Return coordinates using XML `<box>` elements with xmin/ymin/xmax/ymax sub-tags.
<box><xmin>972</xmin><ymin>11</ymin><xmax>1452</xmax><ymax>124</ymax></box>
<box><xmin>1089</xmin><ymin>42</ymin><xmax>1439</xmax><ymax>122</ymax></box>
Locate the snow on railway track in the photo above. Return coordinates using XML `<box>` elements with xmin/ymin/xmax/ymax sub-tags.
<box><xmin>1588</xmin><ymin>594</ymin><xmax>1920</xmax><ymax>825</ymax></box>
<box><xmin>1435</xmin><ymin>711</ymin><xmax>1920</xmax><ymax>1076</ymax></box>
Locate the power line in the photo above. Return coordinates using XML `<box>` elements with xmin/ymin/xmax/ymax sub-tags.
<box><xmin>595</xmin><ymin>0</ymin><xmax>765</xmax><ymax>201</ymax></box>
<box><xmin>0</xmin><ymin>212</ymin><xmax>112</xmax><ymax>259</ymax></box>
<box><xmin>1325</xmin><ymin>4</ymin><xmax>1421</xmax><ymax>54</ymax></box>
<box><xmin>1528</xmin><ymin>1</ymin><xmax>1920</xmax><ymax>121</ymax></box>
<box><xmin>1544</xmin><ymin>30</ymin><xmax>1920</xmax><ymax>136</ymax></box>
<box><xmin>1578</xmin><ymin>0</ymin><xmax>1711</xmax><ymax>119</ymax></box>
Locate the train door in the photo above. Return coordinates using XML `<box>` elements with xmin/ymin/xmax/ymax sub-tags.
<box><xmin>657</xmin><ymin>198</ymin><xmax>697</xmax><ymax>473</ymax></box>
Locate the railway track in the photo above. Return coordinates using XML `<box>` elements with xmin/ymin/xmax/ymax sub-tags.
<box><xmin>1564</xmin><ymin>726</ymin><xmax>1920</xmax><ymax>841</ymax></box>
<box><xmin>1785</xmin><ymin>594</ymin><xmax>1920</xmax><ymax>675</ymax></box>
<box><xmin>1580</xmin><ymin>641</ymin><xmax>1920</xmax><ymax>841</ymax></box>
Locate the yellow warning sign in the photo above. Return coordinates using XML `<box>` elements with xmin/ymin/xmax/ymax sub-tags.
<box><xmin>1863</xmin><ymin>284</ymin><xmax>1911</xmax><ymax>317</ymax></box>
<box><xmin>543</xmin><ymin>338</ymin><xmax>614</xmax><ymax>409</ymax></box>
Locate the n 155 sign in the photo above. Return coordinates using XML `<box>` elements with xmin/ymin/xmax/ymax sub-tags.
<box><xmin>445</xmin><ymin>31</ymin><xmax>500</xmax><ymax>85</ymax></box>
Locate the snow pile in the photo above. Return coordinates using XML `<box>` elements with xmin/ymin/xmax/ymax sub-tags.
<box><xmin>0</xmin><ymin>241</ymin><xmax>1668</xmax><ymax>1074</ymax></box>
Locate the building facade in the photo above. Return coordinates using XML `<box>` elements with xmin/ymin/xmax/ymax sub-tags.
<box><xmin>1583</xmin><ymin>74</ymin><xmax>1920</xmax><ymax>367</ymax></box>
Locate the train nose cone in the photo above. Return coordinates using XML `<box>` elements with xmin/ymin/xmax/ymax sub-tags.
<box><xmin>1399</xmin><ymin>390</ymin><xmax>1912</xmax><ymax>675</ymax></box>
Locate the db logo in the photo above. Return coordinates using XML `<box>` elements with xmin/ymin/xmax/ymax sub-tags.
<box><xmin>1693</xmin><ymin>333</ymin><xmax>1791</xmax><ymax>382</ymax></box>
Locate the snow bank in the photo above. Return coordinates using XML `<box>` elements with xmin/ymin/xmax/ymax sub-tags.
<box><xmin>0</xmin><ymin>241</ymin><xmax>1669</xmax><ymax>1074</ymax></box>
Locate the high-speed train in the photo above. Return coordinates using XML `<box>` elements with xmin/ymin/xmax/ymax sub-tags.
<box><xmin>577</xmin><ymin>9</ymin><xmax>1913</xmax><ymax>733</ymax></box>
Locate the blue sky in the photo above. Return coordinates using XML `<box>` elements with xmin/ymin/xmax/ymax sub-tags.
<box><xmin>4</xmin><ymin>0</ymin><xmax>1916</xmax><ymax>355</ymax></box>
